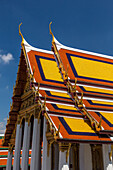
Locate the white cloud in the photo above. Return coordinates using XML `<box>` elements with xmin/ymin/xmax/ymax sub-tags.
<box><xmin>0</xmin><ymin>118</ymin><xmax>7</xmax><ymax>134</ymax></box>
<box><xmin>0</xmin><ymin>53</ymin><xmax>14</xmax><ymax>64</ymax></box>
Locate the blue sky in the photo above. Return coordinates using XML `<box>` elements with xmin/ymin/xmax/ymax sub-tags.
<box><xmin>0</xmin><ymin>0</ymin><xmax>113</xmax><ymax>133</ymax></box>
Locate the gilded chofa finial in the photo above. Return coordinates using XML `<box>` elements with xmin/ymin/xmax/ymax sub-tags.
<box><xmin>19</xmin><ymin>23</ymin><xmax>24</xmax><ymax>45</ymax></box>
<box><xmin>49</xmin><ymin>22</ymin><xmax>54</xmax><ymax>43</ymax></box>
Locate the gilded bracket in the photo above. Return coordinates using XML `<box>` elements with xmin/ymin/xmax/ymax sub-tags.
<box><xmin>59</xmin><ymin>143</ymin><xmax>71</xmax><ymax>162</ymax></box>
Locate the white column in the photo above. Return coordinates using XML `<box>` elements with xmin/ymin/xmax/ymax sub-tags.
<box><xmin>42</xmin><ymin>117</ymin><xmax>51</xmax><ymax>170</ymax></box>
<box><xmin>21</xmin><ymin>120</ymin><xmax>31</xmax><ymax>170</ymax></box>
<box><xmin>30</xmin><ymin>118</ymin><xmax>41</xmax><ymax>170</ymax></box>
<box><xmin>103</xmin><ymin>144</ymin><xmax>113</xmax><ymax>170</ymax></box>
<box><xmin>79</xmin><ymin>143</ymin><xmax>92</xmax><ymax>170</ymax></box>
<box><xmin>59</xmin><ymin>150</ymin><xmax>69</xmax><ymax>170</ymax></box>
<box><xmin>13</xmin><ymin>123</ymin><xmax>22</xmax><ymax>170</ymax></box>
<box><xmin>6</xmin><ymin>145</ymin><xmax>13</xmax><ymax>170</ymax></box>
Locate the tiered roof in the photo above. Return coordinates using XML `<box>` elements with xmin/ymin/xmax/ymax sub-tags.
<box><xmin>3</xmin><ymin>23</ymin><xmax>113</xmax><ymax>147</ymax></box>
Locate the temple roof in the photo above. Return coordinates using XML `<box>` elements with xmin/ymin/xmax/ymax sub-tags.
<box><xmin>22</xmin><ymin>37</ymin><xmax>113</xmax><ymax>143</ymax></box>
<box><xmin>3</xmin><ymin>25</ymin><xmax>113</xmax><ymax>145</ymax></box>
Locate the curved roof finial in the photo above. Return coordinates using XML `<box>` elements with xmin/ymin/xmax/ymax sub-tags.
<box><xmin>19</xmin><ymin>23</ymin><xmax>24</xmax><ymax>45</ymax></box>
<box><xmin>49</xmin><ymin>22</ymin><xmax>55</xmax><ymax>43</ymax></box>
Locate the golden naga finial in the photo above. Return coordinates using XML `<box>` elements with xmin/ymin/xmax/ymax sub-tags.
<box><xmin>49</xmin><ymin>22</ymin><xmax>55</xmax><ymax>43</ymax></box>
<box><xmin>19</xmin><ymin>23</ymin><xmax>24</xmax><ymax>45</ymax></box>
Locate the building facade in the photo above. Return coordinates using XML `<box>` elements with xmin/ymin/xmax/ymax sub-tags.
<box><xmin>2</xmin><ymin>24</ymin><xmax>113</xmax><ymax>170</ymax></box>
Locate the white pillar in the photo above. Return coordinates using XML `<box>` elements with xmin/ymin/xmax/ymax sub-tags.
<box><xmin>42</xmin><ymin>117</ymin><xmax>51</xmax><ymax>170</ymax></box>
<box><xmin>30</xmin><ymin>118</ymin><xmax>41</xmax><ymax>170</ymax></box>
<box><xmin>6</xmin><ymin>145</ymin><xmax>13</xmax><ymax>170</ymax></box>
<box><xmin>79</xmin><ymin>143</ymin><xmax>92</xmax><ymax>170</ymax></box>
<box><xmin>103</xmin><ymin>144</ymin><xmax>113</xmax><ymax>170</ymax></box>
<box><xmin>21</xmin><ymin>120</ymin><xmax>31</xmax><ymax>170</ymax></box>
<box><xmin>59</xmin><ymin>150</ymin><xmax>69</xmax><ymax>170</ymax></box>
<box><xmin>13</xmin><ymin>123</ymin><xmax>22</xmax><ymax>170</ymax></box>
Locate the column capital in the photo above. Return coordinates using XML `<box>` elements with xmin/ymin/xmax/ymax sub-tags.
<box><xmin>59</xmin><ymin>142</ymin><xmax>71</xmax><ymax>162</ymax></box>
<box><xmin>34</xmin><ymin>106</ymin><xmax>41</xmax><ymax>120</ymax></box>
<box><xmin>8</xmin><ymin>143</ymin><xmax>14</xmax><ymax>153</ymax></box>
<box><xmin>17</xmin><ymin>115</ymin><xmax>21</xmax><ymax>124</ymax></box>
<box><xmin>25</xmin><ymin>112</ymin><xmax>29</xmax><ymax>122</ymax></box>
